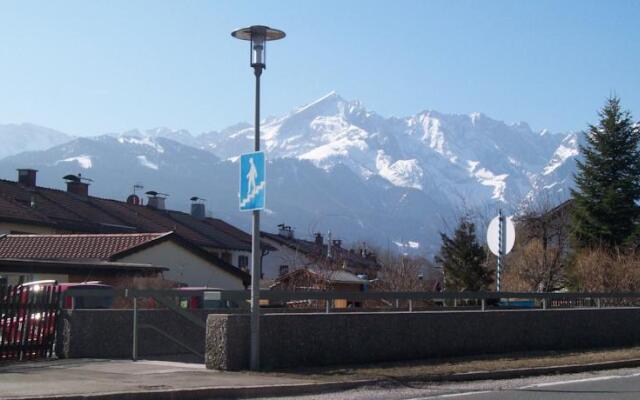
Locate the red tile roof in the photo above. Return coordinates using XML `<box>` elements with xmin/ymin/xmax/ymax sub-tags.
<box><xmin>0</xmin><ymin>232</ymin><xmax>170</xmax><ymax>261</ymax></box>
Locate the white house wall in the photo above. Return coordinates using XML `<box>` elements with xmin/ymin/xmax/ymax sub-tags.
<box><xmin>204</xmin><ymin>247</ymin><xmax>251</xmax><ymax>270</ymax></box>
<box><xmin>261</xmin><ymin>237</ymin><xmax>314</xmax><ymax>279</ymax></box>
<box><xmin>118</xmin><ymin>241</ymin><xmax>244</xmax><ymax>289</ymax></box>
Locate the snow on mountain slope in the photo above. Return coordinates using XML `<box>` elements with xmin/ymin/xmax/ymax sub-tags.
<box><xmin>109</xmin><ymin>127</ymin><xmax>200</xmax><ymax>148</ymax></box>
<box><xmin>0</xmin><ymin>123</ymin><xmax>73</xmax><ymax>160</ymax></box>
<box><xmin>524</xmin><ymin>131</ymin><xmax>580</xmax><ymax>206</ymax></box>
<box><xmin>199</xmin><ymin>92</ymin><xmax>570</xmax><ymax>208</ymax></box>
<box><xmin>0</xmin><ymin>93</ymin><xmax>580</xmax><ymax>253</ymax></box>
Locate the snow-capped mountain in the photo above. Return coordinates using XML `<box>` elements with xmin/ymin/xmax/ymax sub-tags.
<box><xmin>107</xmin><ymin>127</ymin><xmax>201</xmax><ymax>148</ymax></box>
<box><xmin>0</xmin><ymin>123</ymin><xmax>73</xmax><ymax>160</ymax></box>
<box><xmin>0</xmin><ymin>93</ymin><xmax>580</xmax><ymax>254</ymax></box>
<box><xmin>524</xmin><ymin>131</ymin><xmax>581</xmax><ymax>205</ymax></box>
<box><xmin>198</xmin><ymin>92</ymin><xmax>573</xmax><ymax>207</ymax></box>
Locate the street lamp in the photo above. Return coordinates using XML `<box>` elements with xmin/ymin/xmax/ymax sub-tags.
<box><xmin>231</xmin><ymin>25</ymin><xmax>285</xmax><ymax>371</ymax></box>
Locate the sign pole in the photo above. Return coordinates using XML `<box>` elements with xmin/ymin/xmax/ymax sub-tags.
<box><xmin>232</xmin><ymin>25</ymin><xmax>284</xmax><ymax>372</ymax></box>
<box><xmin>487</xmin><ymin>211</ymin><xmax>515</xmax><ymax>293</ymax></box>
<box><xmin>497</xmin><ymin>209</ymin><xmax>507</xmax><ymax>292</ymax></box>
<box><xmin>250</xmin><ymin>66</ymin><xmax>262</xmax><ymax>371</ymax></box>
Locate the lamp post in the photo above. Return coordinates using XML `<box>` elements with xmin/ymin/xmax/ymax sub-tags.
<box><xmin>231</xmin><ymin>25</ymin><xmax>285</xmax><ymax>371</ymax></box>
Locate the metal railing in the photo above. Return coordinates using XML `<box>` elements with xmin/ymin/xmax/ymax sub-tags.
<box><xmin>63</xmin><ymin>287</ymin><xmax>640</xmax><ymax>312</ymax></box>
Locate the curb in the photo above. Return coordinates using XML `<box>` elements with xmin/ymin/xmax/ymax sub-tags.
<box><xmin>0</xmin><ymin>380</ymin><xmax>378</xmax><ymax>400</ymax></box>
<box><xmin>4</xmin><ymin>358</ymin><xmax>640</xmax><ymax>400</ymax></box>
<box><xmin>394</xmin><ymin>357</ymin><xmax>640</xmax><ymax>383</ymax></box>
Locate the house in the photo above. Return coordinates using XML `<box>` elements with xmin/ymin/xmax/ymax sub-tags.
<box><xmin>270</xmin><ymin>268</ymin><xmax>369</xmax><ymax>308</ymax></box>
<box><xmin>0</xmin><ymin>231</ymin><xmax>249</xmax><ymax>289</ymax></box>
<box><xmin>0</xmin><ymin>169</ymin><xmax>269</xmax><ymax>272</ymax></box>
<box><xmin>261</xmin><ymin>224</ymin><xmax>380</xmax><ymax>280</ymax></box>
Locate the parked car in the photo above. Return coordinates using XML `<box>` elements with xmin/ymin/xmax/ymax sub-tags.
<box><xmin>56</xmin><ymin>282</ymin><xmax>114</xmax><ymax>310</ymax></box>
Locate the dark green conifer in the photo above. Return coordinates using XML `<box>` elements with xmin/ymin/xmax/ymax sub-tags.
<box><xmin>571</xmin><ymin>97</ymin><xmax>640</xmax><ymax>248</ymax></box>
<box><xmin>436</xmin><ymin>216</ymin><xmax>492</xmax><ymax>291</ymax></box>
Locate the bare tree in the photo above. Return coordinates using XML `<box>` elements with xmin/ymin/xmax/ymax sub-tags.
<box><xmin>375</xmin><ymin>252</ymin><xmax>433</xmax><ymax>292</ymax></box>
<box><xmin>503</xmin><ymin>195</ymin><xmax>571</xmax><ymax>292</ymax></box>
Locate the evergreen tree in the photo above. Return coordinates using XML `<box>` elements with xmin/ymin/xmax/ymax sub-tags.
<box><xmin>436</xmin><ymin>216</ymin><xmax>492</xmax><ymax>291</ymax></box>
<box><xmin>571</xmin><ymin>97</ymin><xmax>640</xmax><ymax>249</ymax></box>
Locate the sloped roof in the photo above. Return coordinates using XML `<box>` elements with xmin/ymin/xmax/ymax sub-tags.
<box><xmin>0</xmin><ymin>231</ymin><xmax>250</xmax><ymax>283</ymax></box>
<box><xmin>0</xmin><ymin>178</ymin><xmax>252</xmax><ymax>251</ymax></box>
<box><xmin>261</xmin><ymin>231</ymin><xmax>379</xmax><ymax>272</ymax></box>
<box><xmin>273</xmin><ymin>267</ymin><xmax>368</xmax><ymax>286</ymax></box>
<box><xmin>0</xmin><ymin>258</ymin><xmax>168</xmax><ymax>273</ymax></box>
<box><xmin>0</xmin><ymin>232</ymin><xmax>171</xmax><ymax>260</ymax></box>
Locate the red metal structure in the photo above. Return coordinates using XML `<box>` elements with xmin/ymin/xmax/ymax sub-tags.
<box><xmin>0</xmin><ymin>284</ymin><xmax>61</xmax><ymax>361</ymax></box>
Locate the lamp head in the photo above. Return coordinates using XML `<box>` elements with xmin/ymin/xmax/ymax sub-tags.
<box><xmin>231</xmin><ymin>25</ymin><xmax>286</xmax><ymax>69</ymax></box>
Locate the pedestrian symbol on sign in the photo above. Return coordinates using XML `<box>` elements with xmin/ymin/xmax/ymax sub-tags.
<box><xmin>239</xmin><ymin>151</ymin><xmax>265</xmax><ymax>211</ymax></box>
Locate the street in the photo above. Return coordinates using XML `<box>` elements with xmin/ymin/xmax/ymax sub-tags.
<box><xmin>257</xmin><ymin>367</ymin><xmax>640</xmax><ymax>400</ymax></box>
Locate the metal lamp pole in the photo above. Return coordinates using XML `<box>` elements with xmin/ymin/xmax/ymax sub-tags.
<box><xmin>231</xmin><ymin>25</ymin><xmax>285</xmax><ymax>371</ymax></box>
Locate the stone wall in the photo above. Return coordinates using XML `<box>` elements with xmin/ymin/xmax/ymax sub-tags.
<box><xmin>206</xmin><ymin>308</ymin><xmax>640</xmax><ymax>370</ymax></box>
<box><xmin>56</xmin><ymin>309</ymin><xmax>224</xmax><ymax>361</ymax></box>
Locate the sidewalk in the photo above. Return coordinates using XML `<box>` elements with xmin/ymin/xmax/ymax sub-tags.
<box><xmin>0</xmin><ymin>359</ymin><xmax>357</xmax><ymax>400</ymax></box>
<box><xmin>3</xmin><ymin>347</ymin><xmax>640</xmax><ymax>400</ymax></box>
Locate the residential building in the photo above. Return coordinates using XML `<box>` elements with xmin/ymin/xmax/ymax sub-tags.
<box><xmin>0</xmin><ymin>169</ymin><xmax>262</xmax><ymax>271</ymax></box>
<box><xmin>0</xmin><ymin>231</ymin><xmax>248</xmax><ymax>288</ymax></box>
<box><xmin>261</xmin><ymin>224</ymin><xmax>380</xmax><ymax>280</ymax></box>
<box><xmin>270</xmin><ymin>268</ymin><xmax>369</xmax><ymax>308</ymax></box>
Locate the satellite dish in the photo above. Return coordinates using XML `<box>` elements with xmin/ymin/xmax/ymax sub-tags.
<box><xmin>126</xmin><ymin>194</ymin><xmax>141</xmax><ymax>205</ymax></box>
<box><xmin>486</xmin><ymin>215</ymin><xmax>516</xmax><ymax>256</ymax></box>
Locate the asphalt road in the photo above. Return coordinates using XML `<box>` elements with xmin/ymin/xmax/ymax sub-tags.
<box><xmin>256</xmin><ymin>367</ymin><xmax>640</xmax><ymax>400</ymax></box>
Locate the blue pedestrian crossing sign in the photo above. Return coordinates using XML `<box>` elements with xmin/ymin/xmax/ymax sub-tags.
<box><xmin>239</xmin><ymin>151</ymin><xmax>266</xmax><ymax>211</ymax></box>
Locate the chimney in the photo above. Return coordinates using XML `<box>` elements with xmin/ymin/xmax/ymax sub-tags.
<box><xmin>146</xmin><ymin>191</ymin><xmax>168</xmax><ymax>210</ymax></box>
<box><xmin>63</xmin><ymin>174</ymin><xmax>91</xmax><ymax>197</ymax></box>
<box><xmin>277</xmin><ymin>224</ymin><xmax>294</xmax><ymax>239</ymax></box>
<box><xmin>190</xmin><ymin>196</ymin><xmax>206</xmax><ymax>219</ymax></box>
<box><xmin>314</xmin><ymin>232</ymin><xmax>323</xmax><ymax>245</ymax></box>
<box><xmin>17</xmin><ymin>169</ymin><xmax>38</xmax><ymax>187</ymax></box>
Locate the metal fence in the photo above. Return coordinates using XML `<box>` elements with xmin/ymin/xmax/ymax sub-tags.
<box><xmin>58</xmin><ymin>288</ymin><xmax>640</xmax><ymax>362</ymax></box>
<box><xmin>63</xmin><ymin>287</ymin><xmax>640</xmax><ymax>312</ymax></box>
<box><xmin>0</xmin><ymin>285</ymin><xmax>61</xmax><ymax>361</ymax></box>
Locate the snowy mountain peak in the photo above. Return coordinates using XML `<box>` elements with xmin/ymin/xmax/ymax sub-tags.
<box><xmin>191</xmin><ymin>93</ymin><xmax>574</xmax><ymax>209</ymax></box>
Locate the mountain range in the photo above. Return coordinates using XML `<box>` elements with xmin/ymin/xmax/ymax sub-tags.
<box><xmin>0</xmin><ymin>93</ymin><xmax>580</xmax><ymax>254</ymax></box>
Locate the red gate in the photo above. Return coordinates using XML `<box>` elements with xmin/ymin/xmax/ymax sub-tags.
<box><xmin>0</xmin><ymin>285</ymin><xmax>62</xmax><ymax>361</ymax></box>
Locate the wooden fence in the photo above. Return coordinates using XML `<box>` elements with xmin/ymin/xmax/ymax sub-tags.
<box><xmin>0</xmin><ymin>285</ymin><xmax>62</xmax><ymax>361</ymax></box>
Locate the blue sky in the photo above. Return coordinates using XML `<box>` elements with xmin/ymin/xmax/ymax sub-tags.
<box><xmin>0</xmin><ymin>0</ymin><xmax>638</xmax><ymax>136</ymax></box>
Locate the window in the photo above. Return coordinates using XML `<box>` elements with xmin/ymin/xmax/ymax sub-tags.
<box><xmin>238</xmin><ymin>255</ymin><xmax>249</xmax><ymax>270</ymax></box>
<box><xmin>279</xmin><ymin>265</ymin><xmax>289</xmax><ymax>276</ymax></box>
<box><xmin>221</xmin><ymin>252</ymin><xmax>232</xmax><ymax>264</ymax></box>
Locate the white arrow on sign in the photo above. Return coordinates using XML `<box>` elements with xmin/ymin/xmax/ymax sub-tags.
<box><xmin>486</xmin><ymin>215</ymin><xmax>515</xmax><ymax>256</ymax></box>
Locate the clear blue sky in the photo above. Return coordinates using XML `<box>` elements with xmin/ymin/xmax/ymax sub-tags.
<box><xmin>0</xmin><ymin>0</ymin><xmax>638</xmax><ymax>136</ymax></box>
